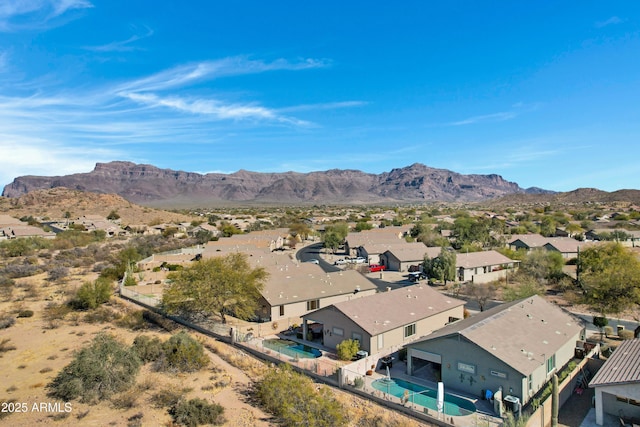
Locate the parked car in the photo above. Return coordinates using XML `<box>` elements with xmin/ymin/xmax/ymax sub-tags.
<box><xmin>408</xmin><ymin>272</ymin><xmax>427</xmax><ymax>282</ymax></box>
<box><xmin>306</xmin><ymin>259</ymin><xmax>320</xmax><ymax>264</ymax></box>
<box><xmin>353</xmin><ymin>257</ymin><xmax>367</xmax><ymax>264</ymax></box>
<box><xmin>408</xmin><ymin>264</ymin><xmax>422</xmax><ymax>272</ymax></box>
<box><xmin>334</xmin><ymin>258</ymin><xmax>347</xmax><ymax>265</ymax></box>
<box><xmin>368</xmin><ymin>264</ymin><xmax>386</xmax><ymax>272</ymax></box>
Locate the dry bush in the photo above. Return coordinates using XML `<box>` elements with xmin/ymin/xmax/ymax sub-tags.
<box><xmin>204</xmin><ymin>341</ymin><xmax>266</xmax><ymax>377</ymax></box>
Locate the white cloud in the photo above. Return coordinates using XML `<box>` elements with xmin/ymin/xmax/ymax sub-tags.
<box><xmin>595</xmin><ymin>16</ymin><xmax>623</xmax><ymax>28</ymax></box>
<box><xmin>448</xmin><ymin>111</ymin><xmax>518</xmax><ymax>126</ymax></box>
<box><xmin>85</xmin><ymin>25</ymin><xmax>154</xmax><ymax>52</ymax></box>
<box><xmin>0</xmin><ymin>0</ymin><xmax>92</xmax><ymax>32</ymax></box>
<box><xmin>278</xmin><ymin>100</ymin><xmax>366</xmax><ymax>113</ymax></box>
<box><xmin>116</xmin><ymin>56</ymin><xmax>330</xmax><ymax>93</ymax></box>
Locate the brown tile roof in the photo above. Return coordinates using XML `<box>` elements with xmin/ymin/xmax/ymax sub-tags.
<box><xmin>455</xmin><ymin>250</ymin><xmax>518</xmax><ymax>268</ymax></box>
<box><xmin>508</xmin><ymin>234</ymin><xmax>550</xmax><ymax>248</ymax></box>
<box><xmin>324</xmin><ymin>285</ymin><xmax>465</xmax><ymax>336</ymax></box>
<box><xmin>409</xmin><ymin>295</ymin><xmax>584</xmax><ymax>375</ymax></box>
<box><xmin>589</xmin><ymin>338</ymin><xmax>640</xmax><ymax>387</ymax></box>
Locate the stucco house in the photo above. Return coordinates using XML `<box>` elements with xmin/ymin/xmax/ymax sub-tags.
<box><xmin>380</xmin><ymin>244</ymin><xmax>441</xmax><ymax>272</ymax></box>
<box><xmin>589</xmin><ymin>338</ymin><xmax>640</xmax><ymax>426</ymax></box>
<box><xmin>405</xmin><ymin>295</ymin><xmax>585</xmax><ymax>409</ymax></box>
<box><xmin>507</xmin><ymin>234</ymin><xmax>550</xmax><ymax>251</ymax></box>
<box><xmin>455</xmin><ymin>250</ymin><xmax>519</xmax><ymax>284</ymax></box>
<box><xmin>542</xmin><ymin>238</ymin><xmax>599</xmax><ymax>259</ymax></box>
<box><xmin>301</xmin><ymin>284</ymin><xmax>465</xmax><ymax>355</ymax></box>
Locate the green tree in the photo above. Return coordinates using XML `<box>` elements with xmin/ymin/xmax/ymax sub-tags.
<box><xmin>289</xmin><ymin>222</ymin><xmax>312</xmax><ymax>241</ymax></box>
<box><xmin>578</xmin><ymin>243</ymin><xmax>640</xmax><ymax>318</ymax></box>
<box><xmin>47</xmin><ymin>333</ymin><xmax>141</xmax><ymax>403</ymax></box>
<box><xmin>424</xmin><ymin>248</ymin><xmax>457</xmax><ymax>284</ymax></box>
<box><xmin>520</xmin><ymin>249</ymin><xmax>565</xmax><ymax>283</ymax></box>
<box><xmin>159</xmin><ymin>331</ymin><xmax>209</xmax><ymax>373</ymax></box>
<box><xmin>354</xmin><ymin>221</ymin><xmax>373</xmax><ymax>232</ymax></box>
<box><xmin>336</xmin><ymin>339</ymin><xmax>360</xmax><ymax>361</ymax></box>
<box><xmin>162</xmin><ymin>253</ymin><xmax>268</xmax><ymax>324</ymax></box>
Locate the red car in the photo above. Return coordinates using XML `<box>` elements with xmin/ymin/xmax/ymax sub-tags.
<box><xmin>369</xmin><ymin>264</ymin><xmax>386</xmax><ymax>272</ymax></box>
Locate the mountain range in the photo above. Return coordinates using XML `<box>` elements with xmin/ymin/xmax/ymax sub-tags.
<box><xmin>3</xmin><ymin>161</ymin><xmax>554</xmax><ymax>207</ymax></box>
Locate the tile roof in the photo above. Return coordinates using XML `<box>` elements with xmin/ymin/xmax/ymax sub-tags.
<box><xmin>409</xmin><ymin>295</ymin><xmax>584</xmax><ymax>375</ymax></box>
<box><xmin>319</xmin><ymin>285</ymin><xmax>465</xmax><ymax>336</ymax></box>
<box><xmin>589</xmin><ymin>338</ymin><xmax>640</xmax><ymax>387</ymax></box>
<box><xmin>455</xmin><ymin>250</ymin><xmax>518</xmax><ymax>268</ymax></box>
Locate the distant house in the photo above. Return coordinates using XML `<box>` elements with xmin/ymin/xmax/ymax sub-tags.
<box><xmin>0</xmin><ymin>225</ymin><xmax>56</xmax><ymax>240</ymax></box>
<box><xmin>405</xmin><ymin>295</ymin><xmax>585</xmax><ymax>409</ymax></box>
<box><xmin>455</xmin><ymin>250</ymin><xmax>519</xmax><ymax>283</ymax></box>
<box><xmin>301</xmin><ymin>284</ymin><xmax>465</xmax><ymax>355</ymax></box>
<box><xmin>543</xmin><ymin>238</ymin><xmax>599</xmax><ymax>259</ymax></box>
<box><xmin>507</xmin><ymin>234</ymin><xmax>550</xmax><ymax>251</ymax></box>
<box><xmin>380</xmin><ymin>244</ymin><xmax>441</xmax><ymax>272</ymax></box>
<box><xmin>589</xmin><ymin>338</ymin><xmax>640</xmax><ymax>426</ymax></box>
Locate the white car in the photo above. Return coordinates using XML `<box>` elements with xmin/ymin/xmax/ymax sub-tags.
<box><xmin>354</xmin><ymin>257</ymin><xmax>366</xmax><ymax>264</ymax></box>
<box><xmin>334</xmin><ymin>259</ymin><xmax>347</xmax><ymax>265</ymax></box>
<box><xmin>306</xmin><ymin>259</ymin><xmax>320</xmax><ymax>264</ymax></box>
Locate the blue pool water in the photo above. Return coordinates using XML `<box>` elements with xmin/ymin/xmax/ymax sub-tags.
<box><xmin>372</xmin><ymin>378</ymin><xmax>476</xmax><ymax>416</ymax></box>
<box><xmin>263</xmin><ymin>339</ymin><xmax>322</xmax><ymax>359</ymax></box>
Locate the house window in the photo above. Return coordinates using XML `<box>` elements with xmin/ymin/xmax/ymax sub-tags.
<box><xmin>528</xmin><ymin>374</ymin><xmax>533</xmax><ymax>391</ymax></box>
<box><xmin>279</xmin><ymin>305</ymin><xmax>284</xmax><ymax>317</ymax></box>
<box><xmin>490</xmin><ymin>370</ymin><xmax>507</xmax><ymax>379</ymax></box>
<box><xmin>546</xmin><ymin>354</ymin><xmax>556</xmax><ymax>373</ymax></box>
<box><xmin>306</xmin><ymin>300</ymin><xmax>319</xmax><ymax>311</ymax></box>
<box><xmin>457</xmin><ymin>362</ymin><xmax>476</xmax><ymax>374</ymax></box>
<box><xmin>352</xmin><ymin>332</ymin><xmax>362</xmax><ymax>343</ymax></box>
<box><xmin>404</xmin><ymin>324</ymin><xmax>416</xmax><ymax>338</ymax></box>
<box><xmin>448</xmin><ymin>316</ymin><xmax>460</xmax><ymax>323</ymax></box>
<box><xmin>332</xmin><ymin>327</ymin><xmax>344</xmax><ymax>337</ymax></box>
<box><xmin>377</xmin><ymin>334</ymin><xmax>384</xmax><ymax>350</ymax></box>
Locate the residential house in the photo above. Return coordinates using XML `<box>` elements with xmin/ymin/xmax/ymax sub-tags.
<box><xmin>455</xmin><ymin>250</ymin><xmax>519</xmax><ymax>283</ymax></box>
<box><xmin>589</xmin><ymin>338</ymin><xmax>640</xmax><ymax>426</ymax></box>
<box><xmin>0</xmin><ymin>225</ymin><xmax>56</xmax><ymax>240</ymax></box>
<box><xmin>380</xmin><ymin>244</ymin><xmax>441</xmax><ymax>272</ymax></box>
<box><xmin>343</xmin><ymin>227</ymin><xmax>410</xmax><ymax>257</ymax></box>
<box><xmin>543</xmin><ymin>238</ymin><xmax>599</xmax><ymax>259</ymax></box>
<box><xmin>302</xmin><ymin>284</ymin><xmax>465</xmax><ymax>355</ymax></box>
<box><xmin>405</xmin><ymin>295</ymin><xmax>585</xmax><ymax>408</ymax></box>
<box><xmin>507</xmin><ymin>234</ymin><xmax>550</xmax><ymax>251</ymax></box>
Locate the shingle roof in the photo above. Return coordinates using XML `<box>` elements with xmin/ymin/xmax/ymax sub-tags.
<box><xmin>384</xmin><ymin>243</ymin><xmax>441</xmax><ymax>262</ymax></box>
<box><xmin>409</xmin><ymin>295</ymin><xmax>584</xmax><ymax>375</ymax></box>
<box><xmin>589</xmin><ymin>338</ymin><xmax>640</xmax><ymax>387</ymax></box>
<box><xmin>508</xmin><ymin>234</ymin><xmax>550</xmax><ymax>248</ymax></box>
<box><xmin>317</xmin><ymin>285</ymin><xmax>465</xmax><ymax>336</ymax></box>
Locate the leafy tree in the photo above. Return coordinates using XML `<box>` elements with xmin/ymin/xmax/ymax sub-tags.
<box><xmin>423</xmin><ymin>248</ymin><xmax>457</xmax><ymax>284</ymax></box>
<box><xmin>503</xmin><ymin>276</ymin><xmax>545</xmax><ymax>301</ymax></box>
<box><xmin>162</xmin><ymin>253</ymin><xmax>268</xmax><ymax>324</ymax></box>
<box><xmin>336</xmin><ymin>339</ymin><xmax>359</xmax><ymax>361</ymax></box>
<box><xmin>578</xmin><ymin>243</ymin><xmax>640</xmax><ymax>318</ymax></box>
<box><xmin>354</xmin><ymin>221</ymin><xmax>373</xmax><ymax>232</ymax></box>
<box><xmin>218</xmin><ymin>221</ymin><xmax>243</xmax><ymax>237</ymax></box>
<box><xmin>47</xmin><ymin>333</ymin><xmax>141</xmax><ymax>404</ymax></box>
<box><xmin>520</xmin><ymin>249</ymin><xmax>565</xmax><ymax>283</ymax></box>
<box><xmin>289</xmin><ymin>222</ymin><xmax>312</xmax><ymax>240</ymax></box>
<box><xmin>465</xmin><ymin>282</ymin><xmax>496</xmax><ymax>312</ymax></box>
<box><xmin>593</xmin><ymin>316</ymin><xmax>608</xmax><ymax>342</ymax></box>
<box><xmin>323</xmin><ymin>231</ymin><xmax>342</xmax><ymax>253</ymax></box>
<box><xmin>255</xmin><ymin>364</ymin><xmax>346</xmax><ymax>427</ymax></box>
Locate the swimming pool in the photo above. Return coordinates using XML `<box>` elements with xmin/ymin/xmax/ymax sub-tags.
<box><xmin>263</xmin><ymin>339</ymin><xmax>322</xmax><ymax>359</ymax></box>
<box><xmin>371</xmin><ymin>378</ymin><xmax>476</xmax><ymax>416</ymax></box>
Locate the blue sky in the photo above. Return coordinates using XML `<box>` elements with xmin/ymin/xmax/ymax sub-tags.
<box><xmin>1</xmin><ymin>1</ymin><xmax>639</xmax><ymax>193</ymax></box>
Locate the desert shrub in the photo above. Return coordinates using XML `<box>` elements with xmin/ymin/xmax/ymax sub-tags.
<box><xmin>47</xmin><ymin>266</ymin><xmax>69</xmax><ymax>282</ymax></box>
<box><xmin>0</xmin><ymin>338</ymin><xmax>17</xmax><ymax>355</ymax></box>
<box><xmin>169</xmin><ymin>398</ymin><xmax>225</xmax><ymax>426</ymax></box>
<box><xmin>619</xmin><ymin>329</ymin><xmax>634</xmax><ymax>340</ymax></box>
<box><xmin>132</xmin><ymin>335</ymin><xmax>164</xmax><ymax>363</ymax></box>
<box><xmin>2</xmin><ymin>263</ymin><xmax>40</xmax><ymax>278</ymax></box>
<box><xmin>116</xmin><ymin>310</ymin><xmax>147</xmax><ymax>330</ymax></box>
<box><xmin>604</xmin><ymin>326</ymin><xmax>614</xmax><ymax>337</ymax></box>
<box><xmin>0</xmin><ymin>315</ymin><xmax>15</xmax><ymax>329</ymax></box>
<box><xmin>17</xmin><ymin>309</ymin><xmax>34</xmax><ymax>318</ymax></box>
<box><xmin>83</xmin><ymin>306</ymin><xmax>121</xmax><ymax>324</ymax></box>
<box><xmin>47</xmin><ymin>333</ymin><xmax>141</xmax><ymax>404</ymax></box>
<box><xmin>156</xmin><ymin>332</ymin><xmax>209</xmax><ymax>373</ymax></box>
<box><xmin>151</xmin><ymin>388</ymin><xmax>183</xmax><ymax>409</ymax></box>
<box><xmin>255</xmin><ymin>364</ymin><xmax>346</xmax><ymax>427</ymax></box>
<box><xmin>70</xmin><ymin>278</ymin><xmax>113</xmax><ymax>310</ymax></box>
<box><xmin>111</xmin><ymin>390</ymin><xmax>139</xmax><ymax>409</ymax></box>
<box><xmin>42</xmin><ymin>302</ymin><xmax>72</xmax><ymax>328</ymax></box>
<box><xmin>336</xmin><ymin>339</ymin><xmax>359</xmax><ymax>361</ymax></box>
<box><xmin>0</xmin><ymin>276</ymin><xmax>14</xmax><ymax>301</ymax></box>
<box><xmin>142</xmin><ymin>310</ymin><xmax>179</xmax><ymax>332</ymax></box>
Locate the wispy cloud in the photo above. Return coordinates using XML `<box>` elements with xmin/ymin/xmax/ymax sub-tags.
<box><xmin>448</xmin><ymin>111</ymin><xmax>518</xmax><ymax>126</ymax></box>
<box><xmin>85</xmin><ymin>25</ymin><xmax>154</xmax><ymax>52</ymax></box>
<box><xmin>121</xmin><ymin>92</ymin><xmax>311</xmax><ymax>126</ymax></box>
<box><xmin>278</xmin><ymin>100</ymin><xmax>366</xmax><ymax>113</ymax></box>
<box><xmin>116</xmin><ymin>56</ymin><xmax>330</xmax><ymax>93</ymax></box>
<box><xmin>0</xmin><ymin>0</ymin><xmax>92</xmax><ymax>32</ymax></box>
<box><xmin>595</xmin><ymin>16</ymin><xmax>623</xmax><ymax>28</ymax></box>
